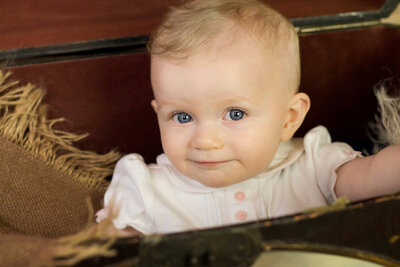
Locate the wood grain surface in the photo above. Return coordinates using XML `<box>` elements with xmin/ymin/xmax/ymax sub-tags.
<box><xmin>0</xmin><ymin>0</ymin><xmax>385</xmax><ymax>50</ymax></box>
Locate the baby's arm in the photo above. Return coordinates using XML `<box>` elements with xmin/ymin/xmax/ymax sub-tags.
<box><xmin>335</xmin><ymin>145</ymin><xmax>400</xmax><ymax>201</ymax></box>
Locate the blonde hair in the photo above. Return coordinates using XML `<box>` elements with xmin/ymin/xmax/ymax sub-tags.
<box><xmin>148</xmin><ymin>0</ymin><xmax>300</xmax><ymax>90</ymax></box>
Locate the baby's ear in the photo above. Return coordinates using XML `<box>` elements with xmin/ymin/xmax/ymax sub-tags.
<box><xmin>281</xmin><ymin>92</ymin><xmax>311</xmax><ymax>141</ymax></box>
<box><xmin>151</xmin><ymin>99</ymin><xmax>158</xmax><ymax>114</ymax></box>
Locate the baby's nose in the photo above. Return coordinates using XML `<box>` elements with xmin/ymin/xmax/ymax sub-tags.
<box><xmin>190</xmin><ymin>123</ymin><xmax>224</xmax><ymax>150</ymax></box>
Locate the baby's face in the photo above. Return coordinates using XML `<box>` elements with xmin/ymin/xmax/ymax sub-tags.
<box><xmin>151</xmin><ymin>39</ymin><xmax>295</xmax><ymax>188</ymax></box>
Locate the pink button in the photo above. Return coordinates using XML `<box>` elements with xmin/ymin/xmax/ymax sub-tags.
<box><xmin>235</xmin><ymin>210</ymin><xmax>247</xmax><ymax>221</ymax></box>
<box><xmin>234</xmin><ymin>192</ymin><xmax>245</xmax><ymax>201</ymax></box>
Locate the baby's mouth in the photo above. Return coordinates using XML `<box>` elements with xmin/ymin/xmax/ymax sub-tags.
<box><xmin>191</xmin><ymin>160</ymin><xmax>231</xmax><ymax>167</ymax></box>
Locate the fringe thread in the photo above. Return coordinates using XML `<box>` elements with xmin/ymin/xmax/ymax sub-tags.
<box><xmin>369</xmin><ymin>81</ymin><xmax>400</xmax><ymax>154</ymax></box>
<box><xmin>42</xmin><ymin>198</ymin><xmax>120</xmax><ymax>266</ymax></box>
<box><xmin>0</xmin><ymin>70</ymin><xmax>125</xmax><ymax>265</ymax></box>
<box><xmin>0</xmin><ymin>70</ymin><xmax>120</xmax><ymax>193</ymax></box>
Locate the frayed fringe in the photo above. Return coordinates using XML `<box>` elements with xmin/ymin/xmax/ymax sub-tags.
<box><xmin>369</xmin><ymin>79</ymin><xmax>400</xmax><ymax>154</ymax></box>
<box><xmin>0</xmin><ymin>70</ymin><xmax>121</xmax><ymax>192</ymax></box>
<box><xmin>42</xmin><ymin>198</ymin><xmax>120</xmax><ymax>266</ymax></box>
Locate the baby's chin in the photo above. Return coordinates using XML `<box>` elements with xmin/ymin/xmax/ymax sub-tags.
<box><xmin>174</xmin><ymin>160</ymin><xmax>256</xmax><ymax>188</ymax></box>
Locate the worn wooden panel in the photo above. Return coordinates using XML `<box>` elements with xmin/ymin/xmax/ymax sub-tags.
<box><xmin>0</xmin><ymin>0</ymin><xmax>385</xmax><ymax>50</ymax></box>
<box><xmin>7</xmin><ymin>27</ymin><xmax>399</xmax><ymax>161</ymax></box>
<box><xmin>76</xmin><ymin>194</ymin><xmax>400</xmax><ymax>266</ymax></box>
<box><xmin>298</xmin><ymin>26</ymin><xmax>400</xmax><ymax>147</ymax></box>
<box><xmin>9</xmin><ymin>53</ymin><xmax>162</xmax><ymax>163</ymax></box>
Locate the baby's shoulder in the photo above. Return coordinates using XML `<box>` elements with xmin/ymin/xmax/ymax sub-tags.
<box><xmin>302</xmin><ymin>125</ymin><xmax>331</xmax><ymax>147</ymax></box>
<box><xmin>116</xmin><ymin>153</ymin><xmax>149</xmax><ymax>173</ymax></box>
<box><xmin>114</xmin><ymin>153</ymin><xmax>170</xmax><ymax>182</ymax></box>
<box><xmin>297</xmin><ymin>126</ymin><xmax>360</xmax><ymax>175</ymax></box>
<box><xmin>302</xmin><ymin>125</ymin><xmax>354</xmax><ymax>154</ymax></box>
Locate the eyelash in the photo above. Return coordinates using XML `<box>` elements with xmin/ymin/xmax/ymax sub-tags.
<box><xmin>169</xmin><ymin>111</ymin><xmax>187</xmax><ymax>120</ymax></box>
<box><xmin>225</xmin><ymin>108</ymin><xmax>247</xmax><ymax>121</ymax></box>
<box><xmin>172</xmin><ymin>112</ymin><xmax>192</xmax><ymax>124</ymax></box>
<box><xmin>169</xmin><ymin>108</ymin><xmax>247</xmax><ymax>123</ymax></box>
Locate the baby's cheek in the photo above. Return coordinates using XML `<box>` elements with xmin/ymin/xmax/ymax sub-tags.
<box><xmin>163</xmin><ymin>135</ymin><xmax>188</xmax><ymax>164</ymax></box>
<box><xmin>163</xmin><ymin>144</ymin><xmax>182</xmax><ymax>164</ymax></box>
<box><xmin>247</xmin><ymin>143</ymin><xmax>277</xmax><ymax>171</ymax></box>
<box><xmin>161</xmin><ymin>129</ymin><xmax>181</xmax><ymax>152</ymax></box>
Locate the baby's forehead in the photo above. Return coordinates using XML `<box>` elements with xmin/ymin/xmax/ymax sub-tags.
<box><xmin>156</xmin><ymin>20</ymin><xmax>292</xmax><ymax>63</ymax></box>
<box><xmin>151</xmin><ymin>42</ymin><xmax>293</xmax><ymax>99</ymax></box>
<box><xmin>154</xmin><ymin>30</ymin><xmax>285</xmax><ymax>72</ymax></box>
<box><xmin>152</xmin><ymin>30</ymin><xmax>292</xmax><ymax>81</ymax></box>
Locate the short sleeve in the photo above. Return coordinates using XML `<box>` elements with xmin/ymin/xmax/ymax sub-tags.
<box><xmin>303</xmin><ymin>126</ymin><xmax>362</xmax><ymax>204</ymax></box>
<box><xmin>95</xmin><ymin>154</ymin><xmax>155</xmax><ymax>235</ymax></box>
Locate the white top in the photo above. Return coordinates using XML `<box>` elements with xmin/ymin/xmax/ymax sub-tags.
<box><xmin>96</xmin><ymin>126</ymin><xmax>360</xmax><ymax>235</ymax></box>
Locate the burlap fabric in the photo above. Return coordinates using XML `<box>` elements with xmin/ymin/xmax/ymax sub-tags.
<box><xmin>0</xmin><ymin>71</ymin><xmax>121</xmax><ymax>266</ymax></box>
<box><xmin>0</xmin><ymin>233</ymin><xmax>52</xmax><ymax>266</ymax></box>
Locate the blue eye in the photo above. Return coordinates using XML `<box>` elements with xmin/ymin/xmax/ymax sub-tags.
<box><xmin>173</xmin><ymin>112</ymin><xmax>192</xmax><ymax>124</ymax></box>
<box><xmin>226</xmin><ymin>109</ymin><xmax>245</xmax><ymax>121</ymax></box>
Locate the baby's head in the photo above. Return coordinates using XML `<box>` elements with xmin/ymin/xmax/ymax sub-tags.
<box><xmin>149</xmin><ymin>0</ymin><xmax>310</xmax><ymax>188</ymax></box>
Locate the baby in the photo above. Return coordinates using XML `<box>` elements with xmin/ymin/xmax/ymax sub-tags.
<box><xmin>96</xmin><ymin>0</ymin><xmax>400</xmax><ymax>235</ymax></box>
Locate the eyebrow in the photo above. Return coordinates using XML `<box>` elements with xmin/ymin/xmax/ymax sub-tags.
<box><xmin>156</xmin><ymin>99</ymin><xmax>256</xmax><ymax>118</ymax></box>
<box><xmin>156</xmin><ymin>103</ymin><xmax>187</xmax><ymax>116</ymax></box>
<box><xmin>158</xmin><ymin>94</ymin><xmax>257</xmax><ymax>106</ymax></box>
<box><xmin>156</xmin><ymin>101</ymin><xmax>185</xmax><ymax>110</ymax></box>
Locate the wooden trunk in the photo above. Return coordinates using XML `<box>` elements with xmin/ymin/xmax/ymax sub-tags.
<box><xmin>1</xmin><ymin>0</ymin><xmax>400</xmax><ymax>265</ymax></box>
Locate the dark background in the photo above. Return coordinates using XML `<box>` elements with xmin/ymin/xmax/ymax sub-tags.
<box><xmin>1</xmin><ymin>0</ymin><xmax>399</xmax><ymax>163</ymax></box>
